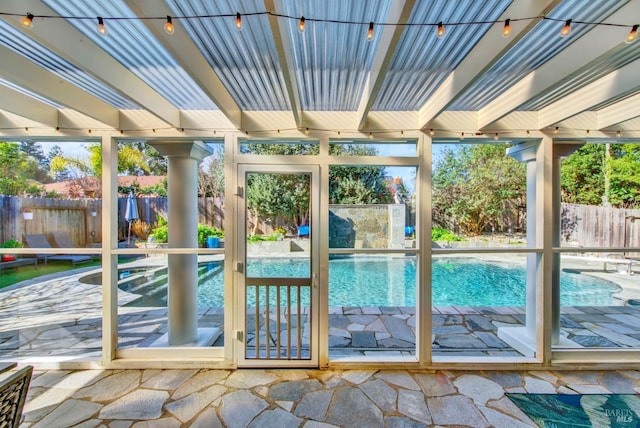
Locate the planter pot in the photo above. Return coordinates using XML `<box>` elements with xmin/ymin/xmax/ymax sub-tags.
<box><xmin>1</xmin><ymin>255</ymin><xmax>16</xmax><ymax>262</ymax></box>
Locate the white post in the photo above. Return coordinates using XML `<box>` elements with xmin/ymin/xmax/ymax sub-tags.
<box><xmin>149</xmin><ymin>140</ymin><xmax>212</xmax><ymax>346</ymax></box>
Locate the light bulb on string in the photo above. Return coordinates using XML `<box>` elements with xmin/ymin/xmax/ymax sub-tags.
<box><xmin>460</xmin><ymin>132</ymin><xmax>465</xmax><ymax>140</ymax></box>
<box><xmin>298</xmin><ymin>16</ymin><xmax>305</xmax><ymax>33</ymax></box>
<box><xmin>494</xmin><ymin>133</ymin><xmax>499</xmax><ymax>140</ymax></box>
<box><xmin>429</xmin><ymin>128</ymin><xmax>435</xmax><ymax>137</ymax></box>
<box><xmin>554</xmin><ymin>126</ymin><xmax>559</xmax><ymax>135</ymax></box>
<box><xmin>305</xmin><ymin>127</ymin><xmax>310</xmax><ymax>135</ymax></box>
<box><xmin>502</xmin><ymin>19</ymin><xmax>511</xmax><ymax>38</ymax></box>
<box><xmin>97</xmin><ymin>17</ymin><xmax>107</xmax><ymax>36</ymax></box>
<box><xmin>55</xmin><ymin>126</ymin><xmax>60</xmax><ymax>134</ymax></box>
<box><xmin>164</xmin><ymin>16</ymin><xmax>174</xmax><ymax>34</ymax></box>
<box><xmin>437</xmin><ymin>22</ymin><xmax>445</xmax><ymax>38</ymax></box>
<box><xmin>235</xmin><ymin>13</ymin><xmax>242</xmax><ymax>31</ymax></box>
<box><xmin>616</xmin><ymin>130</ymin><xmax>622</xmax><ymax>138</ymax></box>
<box><xmin>368</xmin><ymin>132</ymin><xmax>373</xmax><ymax>139</ymax></box>
<box><xmin>626</xmin><ymin>25</ymin><xmax>638</xmax><ymax>44</ymax></box>
<box><xmin>560</xmin><ymin>19</ymin><xmax>572</xmax><ymax>37</ymax></box>
<box><xmin>586</xmin><ymin>129</ymin><xmax>590</xmax><ymax>137</ymax></box>
<box><xmin>21</xmin><ymin>13</ymin><xmax>34</xmax><ymax>29</ymax></box>
<box><xmin>367</xmin><ymin>22</ymin><xmax>374</xmax><ymax>41</ymax></box>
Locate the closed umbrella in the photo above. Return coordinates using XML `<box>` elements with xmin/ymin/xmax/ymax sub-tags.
<box><xmin>125</xmin><ymin>191</ymin><xmax>139</xmax><ymax>245</ymax></box>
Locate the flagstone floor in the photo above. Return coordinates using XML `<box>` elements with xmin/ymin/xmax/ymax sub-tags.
<box><xmin>16</xmin><ymin>366</ymin><xmax>640</xmax><ymax>427</ymax></box>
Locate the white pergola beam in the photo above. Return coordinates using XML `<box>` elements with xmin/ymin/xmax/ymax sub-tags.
<box><xmin>0</xmin><ymin>45</ymin><xmax>119</xmax><ymax>128</ymax></box>
<box><xmin>265</xmin><ymin>0</ymin><xmax>303</xmax><ymax>129</ymax></box>
<box><xmin>357</xmin><ymin>0</ymin><xmax>416</xmax><ymax>130</ymax></box>
<box><xmin>1</xmin><ymin>0</ymin><xmax>180</xmax><ymax>128</ymax></box>
<box><xmin>124</xmin><ymin>0</ymin><xmax>242</xmax><ymax>129</ymax></box>
<box><xmin>539</xmin><ymin>57</ymin><xmax>640</xmax><ymax>128</ymax></box>
<box><xmin>418</xmin><ymin>0</ymin><xmax>561</xmax><ymax>129</ymax></box>
<box><xmin>597</xmin><ymin>92</ymin><xmax>640</xmax><ymax>129</ymax></box>
<box><xmin>0</xmin><ymin>84</ymin><xmax>58</xmax><ymax>127</ymax></box>
<box><xmin>477</xmin><ymin>0</ymin><xmax>640</xmax><ymax>129</ymax></box>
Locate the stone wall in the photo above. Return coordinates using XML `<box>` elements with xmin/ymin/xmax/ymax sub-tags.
<box><xmin>329</xmin><ymin>204</ymin><xmax>405</xmax><ymax>249</ymax></box>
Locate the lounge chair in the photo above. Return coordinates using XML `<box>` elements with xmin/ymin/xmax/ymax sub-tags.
<box><xmin>0</xmin><ymin>365</ymin><xmax>32</xmax><ymax>427</ymax></box>
<box><xmin>23</xmin><ymin>234</ymin><xmax>92</xmax><ymax>266</ymax></box>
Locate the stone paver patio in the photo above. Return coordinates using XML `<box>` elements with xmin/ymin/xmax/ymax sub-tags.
<box><xmin>14</xmin><ymin>366</ymin><xmax>640</xmax><ymax>427</ymax></box>
<box><xmin>2</xmin><ymin>256</ymin><xmax>640</xmax><ymax>360</ymax></box>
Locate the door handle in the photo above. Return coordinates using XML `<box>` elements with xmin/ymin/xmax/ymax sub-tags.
<box><xmin>312</xmin><ymin>272</ymin><xmax>318</xmax><ymax>288</ymax></box>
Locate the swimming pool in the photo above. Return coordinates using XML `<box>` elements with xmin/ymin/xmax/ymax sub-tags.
<box><xmin>110</xmin><ymin>256</ymin><xmax>622</xmax><ymax>308</ymax></box>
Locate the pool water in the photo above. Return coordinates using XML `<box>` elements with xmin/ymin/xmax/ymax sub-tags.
<box><xmin>116</xmin><ymin>256</ymin><xmax>621</xmax><ymax>307</ymax></box>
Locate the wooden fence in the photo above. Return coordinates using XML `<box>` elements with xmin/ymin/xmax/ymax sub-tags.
<box><xmin>0</xmin><ymin>196</ymin><xmax>224</xmax><ymax>247</ymax></box>
<box><xmin>2</xmin><ymin>196</ymin><xmax>639</xmax><ymax>249</ymax></box>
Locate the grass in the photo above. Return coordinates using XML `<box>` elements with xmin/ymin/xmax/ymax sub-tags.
<box><xmin>0</xmin><ymin>259</ymin><xmax>102</xmax><ymax>289</ymax></box>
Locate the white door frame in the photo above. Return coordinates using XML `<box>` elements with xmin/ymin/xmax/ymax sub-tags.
<box><xmin>235</xmin><ymin>164</ymin><xmax>320</xmax><ymax>367</ymax></box>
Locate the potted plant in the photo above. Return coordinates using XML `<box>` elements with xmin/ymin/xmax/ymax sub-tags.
<box><xmin>1</xmin><ymin>239</ymin><xmax>24</xmax><ymax>262</ymax></box>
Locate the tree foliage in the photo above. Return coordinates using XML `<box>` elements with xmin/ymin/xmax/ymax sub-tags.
<box><xmin>0</xmin><ymin>142</ymin><xmax>49</xmax><ymax>196</ymax></box>
<box><xmin>432</xmin><ymin>144</ymin><xmax>526</xmax><ymax>236</ymax></box>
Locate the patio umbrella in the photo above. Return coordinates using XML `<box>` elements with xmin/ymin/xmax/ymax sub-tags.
<box><xmin>124</xmin><ymin>191</ymin><xmax>139</xmax><ymax>245</ymax></box>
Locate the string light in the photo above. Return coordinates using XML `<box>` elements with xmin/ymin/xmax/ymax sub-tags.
<box><xmin>429</xmin><ymin>128</ymin><xmax>435</xmax><ymax>137</ymax></box>
<box><xmin>120</xmin><ymin>129</ymin><xmax>124</xmax><ymax>135</ymax></box>
<box><xmin>88</xmin><ymin>129</ymin><xmax>92</xmax><ymax>135</ymax></box>
<box><xmin>494</xmin><ymin>133</ymin><xmax>499</xmax><ymax>140</ymax></box>
<box><xmin>368</xmin><ymin>132</ymin><xmax>373</xmax><ymax>139</ymax></box>
<box><xmin>502</xmin><ymin>19</ymin><xmax>511</xmax><ymax>38</ymax></box>
<box><xmin>586</xmin><ymin>129</ymin><xmax>590</xmax><ymax>136</ymax></box>
<box><xmin>235</xmin><ymin>13</ymin><xmax>242</xmax><ymax>31</ymax></box>
<box><xmin>616</xmin><ymin>130</ymin><xmax>622</xmax><ymax>138</ymax></box>
<box><xmin>24</xmin><ymin>127</ymin><xmax>29</xmax><ymax>133</ymax></box>
<box><xmin>460</xmin><ymin>132</ymin><xmax>465</xmax><ymax>140</ymax></box>
<box><xmin>298</xmin><ymin>16</ymin><xmax>305</xmax><ymax>33</ymax></box>
<box><xmin>21</xmin><ymin>13</ymin><xmax>34</xmax><ymax>29</ymax></box>
<box><xmin>164</xmin><ymin>16</ymin><xmax>174</xmax><ymax>34</ymax></box>
<box><xmin>152</xmin><ymin>128</ymin><xmax>156</xmax><ymax>135</ymax></box>
<box><xmin>367</xmin><ymin>22</ymin><xmax>374</xmax><ymax>41</ymax></box>
<box><xmin>55</xmin><ymin>126</ymin><xmax>60</xmax><ymax>134</ymax></box>
<box><xmin>400</xmin><ymin>130</ymin><xmax>404</xmax><ymax>136</ymax></box>
<box><xmin>626</xmin><ymin>25</ymin><xmax>638</xmax><ymax>44</ymax></box>
<box><xmin>337</xmin><ymin>130</ymin><xmax>341</xmax><ymax>137</ymax></box>
<box><xmin>305</xmin><ymin>127</ymin><xmax>310</xmax><ymax>135</ymax></box>
<box><xmin>560</xmin><ymin>19</ymin><xmax>572</xmax><ymax>37</ymax></box>
<box><xmin>437</xmin><ymin>22</ymin><xmax>445</xmax><ymax>38</ymax></box>
<box><xmin>97</xmin><ymin>17</ymin><xmax>107</xmax><ymax>36</ymax></box>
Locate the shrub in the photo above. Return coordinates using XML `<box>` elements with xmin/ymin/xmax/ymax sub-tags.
<box><xmin>198</xmin><ymin>224</ymin><xmax>224</xmax><ymax>245</ymax></box>
<box><xmin>1</xmin><ymin>239</ymin><xmax>24</xmax><ymax>248</ymax></box>
<box><xmin>131</xmin><ymin>220</ymin><xmax>151</xmax><ymax>240</ymax></box>
<box><xmin>431</xmin><ymin>227</ymin><xmax>464</xmax><ymax>242</ymax></box>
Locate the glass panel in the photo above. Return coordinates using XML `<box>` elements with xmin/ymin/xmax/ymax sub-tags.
<box><xmin>239</xmin><ymin>140</ymin><xmax>319</xmax><ymax>155</ymax></box>
<box><xmin>432</xmin><ymin>143</ymin><xmax>526</xmax><ymax>239</ymax></box>
<box><xmin>328</xmin><ymin>253</ymin><xmax>417</xmax><ymax>358</ymax></box>
<box><xmin>329</xmin><ymin>166</ymin><xmax>417</xmax><ymax>250</ymax></box>
<box><xmin>117</xmin><ymin>253</ymin><xmax>225</xmax><ymax>349</ymax></box>
<box><xmin>1</xmin><ymin>140</ymin><xmax>103</xmax><ymax>360</ymax></box>
<box><xmin>329</xmin><ymin>140</ymin><xmax>417</xmax><ymax>157</ymax></box>
<box><xmin>557</xmin><ymin>142</ymin><xmax>640</xmax><ymax>349</ymax></box>
<box><xmin>432</xmin><ymin>254</ymin><xmax>527</xmax><ymax>357</ymax></box>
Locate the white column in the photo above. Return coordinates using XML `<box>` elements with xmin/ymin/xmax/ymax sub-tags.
<box><xmin>497</xmin><ymin>141</ymin><xmax>540</xmax><ymax>357</ymax></box>
<box><xmin>149</xmin><ymin>140</ymin><xmax>212</xmax><ymax>346</ymax></box>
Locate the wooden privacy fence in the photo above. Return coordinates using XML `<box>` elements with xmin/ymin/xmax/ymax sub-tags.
<box><xmin>2</xmin><ymin>195</ymin><xmax>639</xmax><ymax>249</ymax></box>
<box><xmin>0</xmin><ymin>196</ymin><xmax>224</xmax><ymax>246</ymax></box>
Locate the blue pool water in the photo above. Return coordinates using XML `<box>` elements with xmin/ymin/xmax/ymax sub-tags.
<box><xmin>113</xmin><ymin>256</ymin><xmax>622</xmax><ymax>308</ymax></box>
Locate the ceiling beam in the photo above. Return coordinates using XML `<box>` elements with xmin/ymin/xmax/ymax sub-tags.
<box><xmin>357</xmin><ymin>0</ymin><xmax>416</xmax><ymax>130</ymax></box>
<box><xmin>0</xmin><ymin>84</ymin><xmax>58</xmax><ymax>127</ymax></box>
<box><xmin>539</xmin><ymin>57</ymin><xmax>640</xmax><ymax>128</ymax></box>
<box><xmin>1</xmin><ymin>0</ymin><xmax>181</xmax><ymax>128</ymax></box>
<box><xmin>265</xmin><ymin>0</ymin><xmax>303</xmax><ymax>129</ymax></box>
<box><xmin>418</xmin><ymin>0</ymin><xmax>561</xmax><ymax>130</ymax></box>
<box><xmin>477</xmin><ymin>0</ymin><xmax>640</xmax><ymax>129</ymax></box>
<box><xmin>0</xmin><ymin>45</ymin><xmax>119</xmax><ymax>128</ymax></box>
<box><xmin>597</xmin><ymin>92</ymin><xmax>640</xmax><ymax>129</ymax></box>
<box><xmin>124</xmin><ymin>0</ymin><xmax>242</xmax><ymax>129</ymax></box>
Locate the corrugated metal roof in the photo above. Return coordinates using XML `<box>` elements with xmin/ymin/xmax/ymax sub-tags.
<box><xmin>0</xmin><ymin>20</ymin><xmax>137</xmax><ymax>109</ymax></box>
<box><xmin>42</xmin><ymin>0</ymin><xmax>218</xmax><ymax>110</ymax></box>
<box><xmin>166</xmin><ymin>0</ymin><xmax>290</xmax><ymax>111</ymax></box>
<box><xmin>449</xmin><ymin>0</ymin><xmax>630</xmax><ymax>111</ymax></box>
<box><xmin>282</xmin><ymin>0</ymin><xmax>392</xmax><ymax>111</ymax></box>
<box><xmin>519</xmin><ymin>42</ymin><xmax>640</xmax><ymax>111</ymax></box>
<box><xmin>372</xmin><ymin>0</ymin><xmax>511</xmax><ymax>111</ymax></box>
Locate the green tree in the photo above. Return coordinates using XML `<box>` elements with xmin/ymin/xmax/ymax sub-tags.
<box><xmin>0</xmin><ymin>142</ymin><xmax>45</xmax><ymax>195</ymax></box>
<box><xmin>432</xmin><ymin>144</ymin><xmax>526</xmax><ymax>235</ymax></box>
<box><xmin>560</xmin><ymin>144</ymin><xmax>605</xmax><ymax>205</ymax></box>
<box><xmin>607</xmin><ymin>144</ymin><xmax>640</xmax><ymax>207</ymax></box>
<box><xmin>198</xmin><ymin>144</ymin><xmax>224</xmax><ymax>197</ymax></box>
